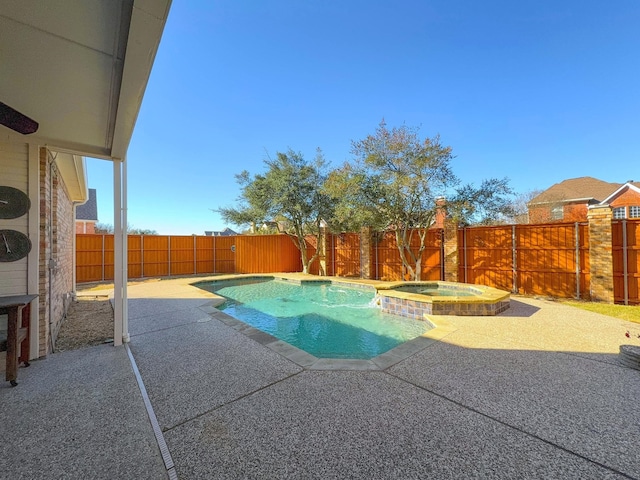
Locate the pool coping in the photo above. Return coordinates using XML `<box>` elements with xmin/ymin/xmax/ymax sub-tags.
<box><xmin>193</xmin><ymin>274</ymin><xmax>458</xmax><ymax>371</ymax></box>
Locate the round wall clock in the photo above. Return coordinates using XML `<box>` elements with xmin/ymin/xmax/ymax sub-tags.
<box><xmin>0</xmin><ymin>230</ymin><xmax>32</xmax><ymax>262</ymax></box>
<box><xmin>0</xmin><ymin>186</ymin><xmax>31</xmax><ymax>219</ymax></box>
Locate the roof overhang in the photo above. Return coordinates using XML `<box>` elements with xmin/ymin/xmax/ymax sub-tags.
<box><xmin>55</xmin><ymin>154</ymin><xmax>88</xmax><ymax>203</ymax></box>
<box><xmin>528</xmin><ymin>198</ymin><xmax>595</xmax><ymax>207</ymax></box>
<box><xmin>0</xmin><ymin>0</ymin><xmax>172</xmax><ymax>160</ymax></box>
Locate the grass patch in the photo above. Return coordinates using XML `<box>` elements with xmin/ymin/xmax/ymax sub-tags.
<box><xmin>562</xmin><ymin>300</ymin><xmax>640</xmax><ymax>324</ymax></box>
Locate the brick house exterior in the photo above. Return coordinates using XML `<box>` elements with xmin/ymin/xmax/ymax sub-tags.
<box><xmin>528</xmin><ymin>177</ymin><xmax>640</xmax><ymax>223</ymax></box>
<box><xmin>1</xmin><ymin>143</ymin><xmax>87</xmax><ymax>358</ymax></box>
<box><xmin>2</xmin><ymin>2</ymin><xmax>170</xmax><ymax>354</ymax></box>
<box><xmin>603</xmin><ymin>183</ymin><xmax>640</xmax><ymax>220</ymax></box>
<box><xmin>41</xmin><ymin>149</ymin><xmax>79</xmax><ymax>355</ymax></box>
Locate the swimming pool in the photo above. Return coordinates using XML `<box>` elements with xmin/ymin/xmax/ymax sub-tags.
<box><xmin>198</xmin><ymin>278</ymin><xmax>432</xmax><ymax>359</ymax></box>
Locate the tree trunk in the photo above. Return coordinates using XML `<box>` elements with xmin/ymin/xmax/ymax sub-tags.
<box><xmin>412</xmin><ymin>228</ymin><xmax>428</xmax><ymax>281</ymax></box>
<box><xmin>395</xmin><ymin>228</ymin><xmax>430</xmax><ymax>282</ymax></box>
<box><xmin>305</xmin><ymin>230</ymin><xmax>322</xmax><ymax>276</ymax></box>
<box><xmin>414</xmin><ymin>256</ymin><xmax>422</xmax><ymax>281</ymax></box>
<box><xmin>395</xmin><ymin>230</ymin><xmax>416</xmax><ymax>281</ymax></box>
<box><xmin>299</xmin><ymin>235</ymin><xmax>309</xmax><ymax>274</ymax></box>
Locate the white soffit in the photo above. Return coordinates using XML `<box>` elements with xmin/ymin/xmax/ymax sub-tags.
<box><xmin>55</xmin><ymin>153</ymin><xmax>88</xmax><ymax>203</ymax></box>
<box><xmin>0</xmin><ymin>0</ymin><xmax>171</xmax><ymax>160</ymax></box>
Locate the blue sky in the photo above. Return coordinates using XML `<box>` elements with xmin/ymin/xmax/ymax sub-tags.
<box><xmin>87</xmin><ymin>0</ymin><xmax>640</xmax><ymax>235</ymax></box>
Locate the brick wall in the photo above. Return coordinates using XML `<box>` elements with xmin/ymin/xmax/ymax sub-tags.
<box><xmin>38</xmin><ymin>148</ymin><xmax>50</xmax><ymax>356</ymax></box>
<box><xmin>563</xmin><ymin>204</ymin><xmax>589</xmax><ymax>222</ymax></box>
<box><xmin>360</xmin><ymin>226</ymin><xmax>373</xmax><ymax>279</ymax></box>
<box><xmin>443</xmin><ymin>218</ymin><xmax>458</xmax><ymax>282</ymax></box>
<box><xmin>38</xmin><ymin>148</ymin><xmax>76</xmax><ymax>356</ymax></box>
<box><xmin>529</xmin><ymin>203</ymin><xmax>588</xmax><ymax>223</ymax></box>
<box><xmin>587</xmin><ymin>205</ymin><xmax>614</xmax><ymax>302</ymax></box>
<box><xmin>52</xmin><ymin>163</ymin><xmax>74</xmax><ymax>346</ymax></box>
<box><xmin>76</xmin><ymin>220</ymin><xmax>96</xmax><ymax>234</ymax></box>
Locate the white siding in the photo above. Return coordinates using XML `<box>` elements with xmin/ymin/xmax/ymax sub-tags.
<box><xmin>0</xmin><ymin>141</ymin><xmax>29</xmax><ymax>295</ymax></box>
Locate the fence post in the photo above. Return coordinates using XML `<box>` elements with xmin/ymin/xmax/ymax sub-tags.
<box><xmin>623</xmin><ymin>220</ymin><xmax>629</xmax><ymax>305</ymax></box>
<box><xmin>575</xmin><ymin>223</ymin><xmax>580</xmax><ymax>299</ymax></box>
<box><xmin>360</xmin><ymin>226</ymin><xmax>373</xmax><ymax>279</ymax></box>
<box><xmin>375</xmin><ymin>232</ymin><xmax>379</xmax><ymax>280</ymax></box>
<box><xmin>332</xmin><ymin>234</ymin><xmax>335</xmax><ymax>277</ymax></box>
<box><xmin>463</xmin><ymin>227</ymin><xmax>468</xmax><ymax>283</ymax></box>
<box><xmin>213</xmin><ymin>235</ymin><xmax>216</xmax><ymax>274</ymax></box>
<box><xmin>587</xmin><ymin>205</ymin><xmax>614</xmax><ymax>303</ymax></box>
<box><xmin>168</xmin><ymin>236</ymin><xmax>171</xmax><ymax>277</ymax></box>
<box><xmin>442</xmin><ymin>218</ymin><xmax>458</xmax><ymax>282</ymax></box>
<box><xmin>440</xmin><ymin>229</ymin><xmax>445</xmax><ymax>281</ymax></box>
<box><xmin>101</xmin><ymin>234</ymin><xmax>105</xmax><ymax>281</ymax></box>
<box><xmin>141</xmin><ymin>235</ymin><xmax>145</xmax><ymax>278</ymax></box>
<box><xmin>318</xmin><ymin>227</ymin><xmax>328</xmax><ymax>276</ymax></box>
<box><xmin>512</xmin><ymin>225</ymin><xmax>517</xmax><ymax>293</ymax></box>
<box><xmin>193</xmin><ymin>234</ymin><xmax>197</xmax><ymax>275</ymax></box>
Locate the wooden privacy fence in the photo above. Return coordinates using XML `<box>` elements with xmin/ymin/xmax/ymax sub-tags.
<box><xmin>306</xmin><ymin>233</ymin><xmax>364</xmax><ymax>277</ymax></box>
<box><xmin>458</xmin><ymin>223</ymin><xmax>591</xmax><ymax>299</ymax></box>
<box><xmin>372</xmin><ymin>230</ymin><xmax>442</xmax><ymax>281</ymax></box>
<box><xmin>613</xmin><ymin>220</ymin><xmax>640</xmax><ymax>305</ymax></box>
<box><xmin>78</xmin><ymin>230</ymin><xmax>444</xmax><ymax>284</ymax></box>
<box><xmin>77</xmin><ymin>220</ymin><xmax>640</xmax><ymax>304</ymax></box>
<box><xmin>328</xmin><ymin>233</ymin><xmax>361</xmax><ymax>277</ymax></box>
<box><xmin>76</xmin><ymin>234</ymin><xmax>302</xmax><ymax>283</ymax></box>
<box><xmin>306</xmin><ymin>230</ymin><xmax>443</xmax><ymax>281</ymax></box>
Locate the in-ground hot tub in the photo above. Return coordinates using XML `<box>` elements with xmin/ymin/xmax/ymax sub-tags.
<box><xmin>375</xmin><ymin>281</ymin><xmax>510</xmax><ymax>317</ymax></box>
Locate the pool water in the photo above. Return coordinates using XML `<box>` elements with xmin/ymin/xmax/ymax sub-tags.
<box><xmin>201</xmin><ymin>279</ymin><xmax>432</xmax><ymax>359</ymax></box>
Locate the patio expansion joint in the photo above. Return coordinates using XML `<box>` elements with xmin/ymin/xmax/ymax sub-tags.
<box><xmin>384</xmin><ymin>371</ymin><xmax>637</xmax><ymax>480</ymax></box>
<box><xmin>125</xmin><ymin>344</ymin><xmax>177</xmax><ymax>480</ymax></box>
<box><xmin>161</xmin><ymin>369</ymin><xmax>306</xmax><ymax>434</ymax></box>
<box><xmin>128</xmin><ymin>319</ymin><xmax>210</xmax><ymax>339</ymax></box>
<box><xmin>129</xmin><ymin>303</ymin><xmax>212</xmax><ymax>322</ymax></box>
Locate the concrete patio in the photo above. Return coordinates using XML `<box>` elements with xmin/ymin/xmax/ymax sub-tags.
<box><xmin>2</xmin><ymin>276</ymin><xmax>639</xmax><ymax>479</ymax></box>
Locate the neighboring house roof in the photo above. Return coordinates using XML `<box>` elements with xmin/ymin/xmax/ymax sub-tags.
<box><xmin>600</xmin><ymin>182</ymin><xmax>640</xmax><ymax>205</ymax></box>
<box><xmin>205</xmin><ymin>228</ymin><xmax>237</xmax><ymax>236</ymax></box>
<box><xmin>529</xmin><ymin>177</ymin><xmax>623</xmax><ymax>205</ymax></box>
<box><xmin>76</xmin><ymin>189</ymin><xmax>98</xmax><ymax>221</ymax></box>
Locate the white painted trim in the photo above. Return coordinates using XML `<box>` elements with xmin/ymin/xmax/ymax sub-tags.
<box><xmin>74</xmin><ymin>156</ymin><xmax>88</xmax><ymax>200</ymax></box>
<box><xmin>72</xmin><ymin>204</ymin><xmax>78</xmax><ymax>296</ymax></box>
<box><xmin>53</xmin><ymin>153</ymin><xmax>88</xmax><ymax>203</ymax></box>
<box><xmin>113</xmin><ymin>160</ymin><xmax>123</xmax><ymax>346</ymax></box>
<box><xmin>110</xmin><ymin>1</ymin><xmax>172</xmax><ymax>159</ymax></box>
<box><xmin>27</xmin><ymin>143</ymin><xmax>40</xmax><ymax>359</ymax></box>
<box><xmin>71</xmin><ymin>157</ymin><xmax>88</xmax><ymax>297</ymax></box>
<box><xmin>122</xmin><ymin>157</ymin><xmax>130</xmax><ymax>343</ymax></box>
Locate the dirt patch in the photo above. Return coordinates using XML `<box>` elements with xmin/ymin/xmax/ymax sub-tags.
<box><xmin>55</xmin><ymin>296</ymin><xmax>114</xmax><ymax>352</ymax></box>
